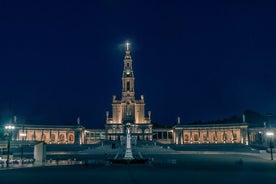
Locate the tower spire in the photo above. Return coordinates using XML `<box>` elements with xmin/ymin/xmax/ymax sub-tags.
<box><xmin>122</xmin><ymin>41</ymin><xmax>135</xmax><ymax>99</ymax></box>
<box><xmin>126</xmin><ymin>41</ymin><xmax>130</xmax><ymax>51</ymax></box>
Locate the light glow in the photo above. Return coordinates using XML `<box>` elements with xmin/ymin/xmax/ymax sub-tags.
<box><xmin>126</xmin><ymin>42</ymin><xmax>130</xmax><ymax>50</ymax></box>
<box><xmin>266</xmin><ymin>132</ymin><xmax>274</xmax><ymax>136</ymax></box>
<box><xmin>5</xmin><ymin>125</ymin><xmax>15</xmax><ymax>130</ymax></box>
<box><xmin>20</xmin><ymin>133</ymin><xmax>26</xmax><ymax>137</ymax></box>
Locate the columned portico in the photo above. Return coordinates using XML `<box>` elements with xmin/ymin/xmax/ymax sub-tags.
<box><xmin>15</xmin><ymin>124</ymin><xmax>84</xmax><ymax>144</ymax></box>
<box><xmin>173</xmin><ymin>123</ymin><xmax>248</xmax><ymax>145</ymax></box>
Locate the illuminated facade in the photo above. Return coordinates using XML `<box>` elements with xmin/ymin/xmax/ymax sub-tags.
<box><xmin>173</xmin><ymin>123</ymin><xmax>248</xmax><ymax>145</ymax></box>
<box><xmin>7</xmin><ymin>124</ymin><xmax>84</xmax><ymax>144</ymax></box>
<box><xmin>105</xmin><ymin>43</ymin><xmax>152</xmax><ymax>141</ymax></box>
<box><xmin>4</xmin><ymin>122</ymin><xmax>275</xmax><ymax>147</ymax></box>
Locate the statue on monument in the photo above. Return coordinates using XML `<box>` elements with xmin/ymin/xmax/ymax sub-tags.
<box><xmin>124</xmin><ymin>123</ymin><xmax>134</xmax><ymax>160</ymax></box>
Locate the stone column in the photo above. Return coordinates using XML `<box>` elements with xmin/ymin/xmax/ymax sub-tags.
<box><xmin>245</xmin><ymin>128</ymin><xmax>249</xmax><ymax>145</ymax></box>
<box><xmin>207</xmin><ymin>130</ymin><xmax>209</xmax><ymax>143</ymax></box>
<box><xmin>180</xmin><ymin>131</ymin><xmax>183</xmax><ymax>144</ymax></box>
<box><xmin>190</xmin><ymin>130</ymin><xmax>192</xmax><ymax>143</ymax></box>
<box><xmin>198</xmin><ymin>130</ymin><xmax>201</xmax><ymax>143</ymax></box>
<box><xmin>49</xmin><ymin>130</ymin><xmax>52</xmax><ymax>144</ymax></box>
<box><xmin>182</xmin><ymin>130</ymin><xmax>185</xmax><ymax>144</ymax></box>
<box><xmin>34</xmin><ymin>142</ymin><xmax>46</xmax><ymax>165</ymax></box>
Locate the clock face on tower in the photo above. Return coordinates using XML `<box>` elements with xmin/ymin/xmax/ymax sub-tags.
<box><xmin>126</xmin><ymin>70</ymin><xmax>130</xmax><ymax>75</ymax></box>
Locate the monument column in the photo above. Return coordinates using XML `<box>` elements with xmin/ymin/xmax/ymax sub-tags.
<box><xmin>124</xmin><ymin>124</ymin><xmax>134</xmax><ymax>160</ymax></box>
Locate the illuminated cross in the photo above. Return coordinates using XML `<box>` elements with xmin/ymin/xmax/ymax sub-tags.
<box><xmin>126</xmin><ymin>42</ymin><xmax>130</xmax><ymax>50</ymax></box>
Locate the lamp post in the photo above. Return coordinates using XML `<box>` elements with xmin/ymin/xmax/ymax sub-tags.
<box><xmin>266</xmin><ymin>131</ymin><xmax>274</xmax><ymax>160</ymax></box>
<box><xmin>20</xmin><ymin>132</ymin><xmax>26</xmax><ymax>164</ymax></box>
<box><xmin>5</xmin><ymin>125</ymin><xmax>15</xmax><ymax>167</ymax></box>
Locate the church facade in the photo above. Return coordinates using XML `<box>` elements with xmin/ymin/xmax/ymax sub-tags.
<box><xmin>105</xmin><ymin>43</ymin><xmax>152</xmax><ymax>141</ymax></box>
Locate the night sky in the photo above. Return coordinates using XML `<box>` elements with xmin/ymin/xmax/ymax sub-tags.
<box><xmin>0</xmin><ymin>0</ymin><xmax>276</xmax><ymax>128</ymax></box>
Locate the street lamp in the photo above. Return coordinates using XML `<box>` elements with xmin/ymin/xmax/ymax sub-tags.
<box><xmin>5</xmin><ymin>125</ymin><xmax>15</xmax><ymax>168</ymax></box>
<box><xmin>266</xmin><ymin>131</ymin><xmax>274</xmax><ymax>160</ymax></box>
<box><xmin>20</xmin><ymin>132</ymin><xmax>26</xmax><ymax>163</ymax></box>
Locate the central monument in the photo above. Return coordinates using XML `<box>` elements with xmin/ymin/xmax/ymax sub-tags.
<box><xmin>123</xmin><ymin>123</ymin><xmax>134</xmax><ymax>160</ymax></box>
<box><xmin>105</xmin><ymin>42</ymin><xmax>153</xmax><ymax>142</ymax></box>
<box><xmin>110</xmin><ymin>122</ymin><xmax>149</xmax><ymax>164</ymax></box>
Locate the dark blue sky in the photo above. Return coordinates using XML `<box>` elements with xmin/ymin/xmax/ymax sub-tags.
<box><xmin>0</xmin><ymin>0</ymin><xmax>276</xmax><ymax>128</ymax></box>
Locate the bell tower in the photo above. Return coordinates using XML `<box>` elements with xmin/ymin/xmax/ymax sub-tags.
<box><xmin>122</xmin><ymin>42</ymin><xmax>135</xmax><ymax>100</ymax></box>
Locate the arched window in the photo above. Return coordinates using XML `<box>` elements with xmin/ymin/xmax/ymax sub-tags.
<box><xmin>51</xmin><ymin>134</ymin><xmax>56</xmax><ymax>141</ymax></box>
<box><xmin>203</xmin><ymin>134</ymin><xmax>208</xmax><ymax>141</ymax></box>
<box><xmin>59</xmin><ymin>134</ymin><xmax>65</xmax><ymax>142</ymax></box>
<box><xmin>126</xmin><ymin>102</ymin><xmax>132</xmax><ymax>116</ymax></box>
<box><xmin>233</xmin><ymin>133</ymin><xmax>237</xmax><ymax>141</ymax></box>
<box><xmin>194</xmin><ymin>134</ymin><xmax>199</xmax><ymax>141</ymax></box>
<box><xmin>126</xmin><ymin>81</ymin><xmax>130</xmax><ymax>91</ymax></box>
<box><xmin>184</xmin><ymin>135</ymin><xmax>189</xmax><ymax>142</ymax></box>
<box><xmin>69</xmin><ymin>134</ymin><xmax>74</xmax><ymax>141</ymax></box>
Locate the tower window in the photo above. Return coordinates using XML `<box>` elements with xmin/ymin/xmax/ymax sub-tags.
<box><xmin>127</xmin><ymin>63</ymin><xmax>129</xmax><ymax>67</ymax></box>
<box><xmin>127</xmin><ymin>82</ymin><xmax>130</xmax><ymax>91</ymax></box>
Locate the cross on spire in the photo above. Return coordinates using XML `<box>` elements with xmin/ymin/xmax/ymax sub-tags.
<box><xmin>126</xmin><ymin>42</ymin><xmax>130</xmax><ymax>51</ymax></box>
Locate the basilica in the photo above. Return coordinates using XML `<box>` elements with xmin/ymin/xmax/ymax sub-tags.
<box><xmin>105</xmin><ymin>43</ymin><xmax>152</xmax><ymax>142</ymax></box>
<box><xmin>1</xmin><ymin>43</ymin><xmax>274</xmax><ymax>148</ymax></box>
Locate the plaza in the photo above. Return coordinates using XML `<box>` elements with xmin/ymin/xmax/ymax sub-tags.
<box><xmin>1</xmin><ymin>149</ymin><xmax>276</xmax><ymax>184</ymax></box>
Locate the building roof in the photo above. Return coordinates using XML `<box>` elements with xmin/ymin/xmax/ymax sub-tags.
<box><xmin>173</xmin><ymin>123</ymin><xmax>248</xmax><ymax>129</ymax></box>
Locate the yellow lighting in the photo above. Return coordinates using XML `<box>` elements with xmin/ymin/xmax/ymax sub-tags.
<box><xmin>20</xmin><ymin>133</ymin><xmax>26</xmax><ymax>137</ymax></box>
